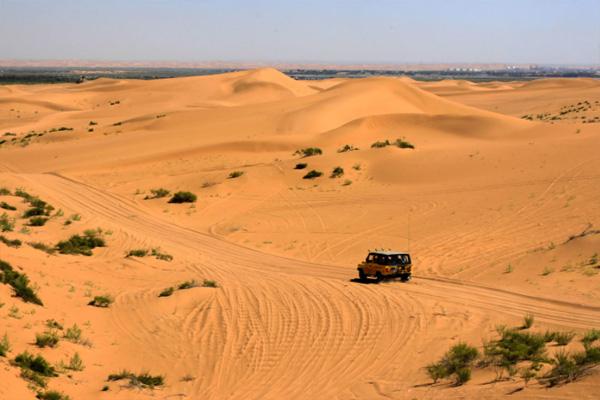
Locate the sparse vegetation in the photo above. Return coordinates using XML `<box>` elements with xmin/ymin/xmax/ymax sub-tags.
<box><xmin>522</xmin><ymin>314</ymin><xmax>535</xmax><ymax>329</ymax></box>
<box><xmin>228</xmin><ymin>171</ymin><xmax>244</xmax><ymax>179</ymax></box>
<box><xmin>151</xmin><ymin>248</ymin><xmax>173</xmax><ymax>261</ymax></box>
<box><xmin>14</xmin><ymin>351</ymin><xmax>57</xmax><ymax>377</ymax></box>
<box><xmin>35</xmin><ymin>331</ymin><xmax>60</xmax><ymax>348</ymax></box>
<box><xmin>330</xmin><ymin>166</ymin><xmax>344</xmax><ymax>178</ymax></box>
<box><xmin>337</xmin><ymin>144</ymin><xmax>359</xmax><ymax>153</ymax></box>
<box><xmin>0</xmin><ymin>259</ymin><xmax>43</xmax><ymax>305</ymax></box>
<box><xmin>294</xmin><ymin>147</ymin><xmax>322</xmax><ymax>158</ymax></box>
<box><xmin>178</xmin><ymin>280</ymin><xmax>198</xmax><ymax>290</ymax></box>
<box><xmin>1</xmin><ymin>212</ymin><xmax>15</xmax><ymax>232</ymax></box>
<box><xmin>294</xmin><ymin>163</ymin><xmax>308</xmax><ymax>170</ymax></box>
<box><xmin>126</xmin><ymin>249</ymin><xmax>148</xmax><ymax>258</ymax></box>
<box><xmin>88</xmin><ymin>295</ymin><xmax>113</xmax><ymax>308</ymax></box>
<box><xmin>108</xmin><ymin>370</ymin><xmax>165</xmax><ymax>388</ymax></box>
<box><xmin>0</xmin><ymin>235</ymin><xmax>22</xmax><ymax>248</ymax></box>
<box><xmin>394</xmin><ymin>138</ymin><xmax>415</xmax><ymax>149</ymax></box>
<box><xmin>28</xmin><ymin>242</ymin><xmax>56</xmax><ymax>255</ymax></box>
<box><xmin>56</xmin><ymin>229</ymin><xmax>105</xmax><ymax>256</ymax></box>
<box><xmin>371</xmin><ymin>138</ymin><xmax>415</xmax><ymax>149</ymax></box>
<box><xmin>0</xmin><ymin>333</ymin><xmax>11</xmax><ymax>356</ymax></box>
<box><xmin>0</xmin><ymin>201</ymin><xmax>16</xmax><ymax>211</ymax></box>
<box><xmin>0</xmin><ymin>187</ymin><xmax>11</xmax><ymax>196</ymax></box>
<box><xmin>62</xmin><ymin>352</ymin><xmax>84</xmax><ymax>372</ymax></box>
<box><xmin>203</xmin><ymin>279</ymin><xmax>218</xmax><ymax>288</ymax></box>
<box><xmin>426</xmin><ymin>342</ymin><xmax>479</xmax><ymax>385</ymax></box>
<box><xmin>29</xmin><ymin>216</ymin><xmax>49</xmax><ymax>227</ymax></box>
<box><xmin>302</xmin><ymin>170</ymin><xmax>322</xmax><ymax>179</ymax></box>
<box><xmin>63</xmin><ymin>324</ymin><xmax>82</xmax><ymax>343</ymax></box>
<box><xmin>144</xmin><ymin>188</ymin><xmax>170</xmax><ymax>200</ymax></box>
<box><xmin>168</xmin><ymin>191</ymin><xmax>197</xmax><ymax>204</ymax></box>
<box><xmin>342</xmin><ymin>179</ymin><xmax>352</xmax><ymax>186</ymax></box>
<box><xmin>158</xmin><ymin>287</ymin><xmax>174</xmax><ymax>297</ymax></box>
<box><xmin>36</xmin><ymin>390</ymin><xmax>71</xmax><ymax>400</ymax></box>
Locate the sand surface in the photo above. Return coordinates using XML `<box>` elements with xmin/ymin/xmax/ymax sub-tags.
<box><xmin>1</xmin><ymin>69</ymin><xmax>599</xmax><ymax>399</ymax></box>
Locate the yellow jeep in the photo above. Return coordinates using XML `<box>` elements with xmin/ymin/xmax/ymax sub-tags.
<box><xmin>357</xmin><ymin>251</ymin><xmax>412</xmax><ymax>282</ymax></box>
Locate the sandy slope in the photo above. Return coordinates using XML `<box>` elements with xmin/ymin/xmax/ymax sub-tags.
<box><xmin>1</xmin><ymin>69</ymin><xmax>599</xmax><ymax>399</ymax></box>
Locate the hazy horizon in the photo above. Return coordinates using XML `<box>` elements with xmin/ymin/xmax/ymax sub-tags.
<box><xmin>1</xmin><ymin>0</ymin><xmax>600</xmax><ymax>65</ymax></box>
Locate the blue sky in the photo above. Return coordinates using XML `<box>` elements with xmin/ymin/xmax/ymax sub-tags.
<box><xmin>1</xmin><ymin>0</ymin><xmax>599</xmax><ymax>64</ymax></box>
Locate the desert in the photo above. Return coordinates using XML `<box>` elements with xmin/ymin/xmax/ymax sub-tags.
<box><xmin>1</xmin><ymin>67</ymin><xmax>600</xmax><ymax>399</ymax></box>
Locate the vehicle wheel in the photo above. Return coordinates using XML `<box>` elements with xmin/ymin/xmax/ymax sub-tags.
<box><xmin>358</xmin><ymin>269</ymin><xmax>367</xmax><ymax>281</ymax></box>
<box><xmin>375</xmin><ymin>272</ymin><xmax>384</xmax><ymax>282</ymax></box>
<box><xmin>401</xmin><ymin>274</ymin><xmax>411</xmax><ymax>282</ymax></box>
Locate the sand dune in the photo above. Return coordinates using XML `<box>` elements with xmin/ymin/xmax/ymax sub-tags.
<box><xmin>1</xmin><ymin>69</ymin><xmax>600</xmax><ymax>399</ymax></box>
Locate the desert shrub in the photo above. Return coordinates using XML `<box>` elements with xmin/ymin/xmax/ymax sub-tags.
<box><xmin>371</xmin><ymin>140</ymin><xmax>391</xmax><ymax>148</ymax></box>
<box><xmin>0</xmin><ymin>333</ymin><xmax>11</xmax><ymax>356</ymax></box>
<box><xmin>582</xmin><ymin>329</ymin><xmax>600</xmax><ymax>349</ymax></box>
<box><xmin>36</xmin><ymin>390</ymin><xmax>71</xmax><ymax>400</ymax></box>
<box><xmin>46</xmin><ymin>319</ymin><xmax>63</xmax><ymax>330</ymax></box>
<box><xmin>14</xmin><ymin>188</ymin><xmax>34</xmax><ymax>201</ymax></box>
<box><xmin>302</xmin><ymin>170</ymin><xmax>322</xmax><ymax>179</ymax></box>
<box><xmin>63</xmin><ymin>352</ymin><xmax>84</xmax><ymax>371</ymax></box>
<box><xmin>88</xmin><ymin>295</ymin><xmax>113</xmax><ymax>308</ymax></box>
<box><xmin>228</xmin><ymin>171</ymin><xmax>244</xmax><ymax>179</ymax></box>
<box><xmin>126</xmin><ymin>249</ymin><xmax>148</xmax><ymax>258</ymax></box>
<box><xmin>553</xmin><ymin>331</ymin><xmax>576</xmax><ymax>346</ymax></box>
<box><xmin>168</xmin><ymin>191</ymin><xmax>197</xmax><ymax>204</ymax></box>
<box><xmin>0</xmin><ymin>260</ymin><xmax>43</xmax><ymax>305</ymax></box>
<box><xmin>540</xmin><ymin>351</ymin><xmax>584</xmax><ymax>386</ymax></box>
<box><xmin>151</xmin><ymin>248</ymin><xmax>173</xmax><ymax>261</ymax></box>
<box><xmin>203</xmin><ymin>279</ymin><xmax>218</xmax><ymax>288</ymax></box>
<box><xmin>294</xmin><ymin>147</ymin><xmax>322</xmax><ymax>158</ymax></box>
<box><xmin>89</xmin><ymin>121</ymin><xmax>98</xmax><ymax>126</ymax></box>
<box><xmin>483</xmin><ymin>329</ymin><xmax>547</xmax><ymax>370</ymax></box>
<box><xmin>29</xmin><ymin>217</ymin><xmax>48</xmax><ymax>227</ymax></box>
<box><xmin>178</xmin><ymin>280</ymin><xmax>198</xmax><ymax>290</ymax></box>
<box><xmin>342</xmin><ymin>179</ymin><xmax>352</xmax><ymax>186</ymax></box>
<box><xmin>35</xmin><ymin>331</ymin><xmax>60</xmax><ymax>348</ymax></box>
<box><xmin>0</xmin><ymin>201</ymin><xmax>16</xmax><ymax>211</ymax></box>
<box><xmin>294</xmin><ymin>163</ymin><xmax>307</xmax><ymax>170</ymax></box>
<box><xmin>337</xmin><ymin>144</ymin><xmax>358</xmax><ymax>153</ymax></box>
<box><xmin>56</xmin><ymin>230</ymin><xmax>105</xmax><ymax>256</ymax></box>
<box><xmin>108</xmin><ymin>370</ymin><xmax>164</xmax><ymax>388</ymax></box>
<box><xmin>144</xmin><ymin>188</ymin><xmax>170</xmax><ymax>200</ymax></box>
<box><xmin>426</xmin><ymin>342</ymin><xmax>479</xmax><ymax>385</ymax></box>
<box><xmin>158</xmin><ymin>287</ymin><xmax>174</xmax><ymax>297</ymax></box>
<box><xmin>352</xmin><ymin>163</ymin><xmax>361</xmax><ymax>171</ymax></box>
<box><xmin>522</xmin><ymin>314</ymin><xmax>535</xmax><ymax>329</ymax></box>
<box><xmin>0</xmin><ymin>187</ymin><xmax>10</xmax><ymax>195</ymax></box>
<box><xmin>14</xmin><ymin>351</ymin><xmax>57</xmax><ymax>376</ymax></box>
<box><xmin>21</xmin><ymin>368</ymin><xmax>48</xmax><ymax>388</ymax></box>
<box><xmin>63</xmin><ymin>324</ymin><xmax>82</xmax><ymax>342</ymax></box>
<box><xmin>0</xmin><ymin>212</ymin><xmax>15</xmax><ymax>232</ymax></box>
<box><xmin>330</xmin><ymin>166</ymin><xmax>344</xmax><ymax>178</ymax></box>
<box><xmin>395</xmin><ymin>138</ymin><xmax>415</xmax><ymax>149</ymax></box>
<box><xmin>0</xmin><ymin>235</ymin><xmax>21</xmax><ymax>248</ymax></box>
<box><xmin>28</xmin><ymin>242</ymin><xmax>55</xmax><ymax>255</ymax></box>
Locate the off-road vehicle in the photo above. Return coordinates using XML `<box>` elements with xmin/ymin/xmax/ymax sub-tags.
<box><xmin>357</xmin><ymin>251</ymin><xmax>412</xmax><ymax>282</ymax></box>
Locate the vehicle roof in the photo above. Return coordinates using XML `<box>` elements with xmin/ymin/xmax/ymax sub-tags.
<box><xmin>369</xmin><ymin>251</ymin><xmax>410</xmax><ymax>256</ymax></box>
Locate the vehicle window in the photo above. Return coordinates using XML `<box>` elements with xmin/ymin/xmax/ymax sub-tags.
<box><xmin>366</xmin><ymin>254</ymin><xmax>374</xmax><ymax>262</ymax></box>
<box><xmin>389</xmin><ymin>255</ymin><xmax>399</xmax><ymax>265</ymax></box>
<box><xmin>401</xmin><ymin>255</ymin><xmax>411</xmax><ymax>264</ymax></box>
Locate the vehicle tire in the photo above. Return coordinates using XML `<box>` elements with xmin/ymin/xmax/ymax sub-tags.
<box><xmin>401</xmin><ymin>274</ymin><xmax>411</xmax><ymax>282</ymax></box>
<box><xmin>358</xmin><ymin>269</ymin><xmax>367</xmax><ymax>282</ymax></box>
<box><xmin>375</xmin><ymin>272</ymin><xmax>384</xmax><ymax>283</ymax></box>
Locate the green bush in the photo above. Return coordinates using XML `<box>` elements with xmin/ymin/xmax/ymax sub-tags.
<box><xmin>294</xmin><ymin>163</ymin><xmax>307</xmax><ymax>170</ymax></box>
<box><xmin>0</xmin><ymin>333</ymin><xmax>11</xmax><ymax>356</ymax></box>
<box><xmin>203</xmin><ymin>279</ymin><xmax>218</xmax><ymax>288</ymax></box>
<box><xmin>0</xmin><ymin>187</ymin><xmax>11</xmax><ymax>196</ymax></box>
<box><xmin>228</xmin><ymin>171</ymin><xmax>244</xmax><ymax>179</ymax></box>
<box><xmin>395</xmin><ymin>138</ymin><xmax>415</xmax><ymax>149</ymax></box>
<box><xmin>28</xmin><ymin>242</ymin><xmax>55</xmax><ymax>255</ymax></box>
<box><xmin>302</xmin><ymin>170</ymin><xmax>322</xmax><ymax>179</ymax></box>
<box><xmin>108</xmin><ymin>370</ymin><xmax>164</xmax><ymax>388</ymax></box>
<box><xmin>371</xmin><ymin>140</ymin><xmax>391</xmax><ymax>148</ymax></box>
<box><xmin>330</xmin><ymin>167</ymin><xmax>344</xmax><ymax>178</ymax></box>
<box><xmin>63</xmin><ymin>324</ymin><xmax>82</xmax><ymax>343</ymax></box>
<box><xmin>294</xmin><ymin>147</ymin><xmax>322</xmax><ymax>158</ymax></box>
<box><xmin>582</xmin><ymin>329</ymin><xmax>600</xmax><ymax>349</ymax></box>
<box><xmin>522</xmin><ymin>314</ymin><xmax>535</xmax><ymax>329</ymax></box>
<box><xmin>14</xmin><ymin>351</ymin><xmax>57</xmax><ymax>376</ymax></box>
<box><xmin>337</xmin><ymin>144</ymin><xmax>358</xmax><ymax>153</ymax></box>
<box><xmin>178</xmin><ymin>280</ymin><xmax>198</xmax><ymax>290</ymax></box>
<box><xmin>483</xmin><ymin>329</ymin><xmax>546</xmax><ymax>369</ymax></box>
<box><xmin>88</xmin><ymin>295</ymin><xmax>113</xmax><ymax>308</ymax></box>
<box><xmin>168</xmin><ymin>191</ymin><xmax>197</xmax><ymax>204</ymax></box>
<box><xmin>0</xmin><ymin>201</ymin><xmax>16</xmax><ymax>211</ymax></box>
<box><xmin>0</xmin><ymin>235</ymin><xmax>21</xmax><ymax>248</ymax></box>
<box><xmin>158</xmin><ymin>287</ymin><xmax>174</xmax><ymax>297</ymax></box>
<box><xmin>554</xmin><ymin>331</ymin><xmax>576</xmax><ymax>346</ymax></box>
<box><xmin>0</xmin><ymin>260</ymin><xmax>43</xmax><ymax>305</ymax></box>
<box><xmin>126</xmin><ymin>249</ymin><xmax>148</xmax><ymax>258</ymax></box>
<box><xmin>151</xmin><ymin>248</ymin><xmax>173</xmax><ymax>261</ymax></box>
<box><xmin>426</xmin><ymin>342</ymin><xmax>479</xmax><ymax>386</ymax></box>
<box><xmin>36</xmin><ymin>390</ymin><xmax>71</xmax><ymax>400</ymax></box>
<box><xmin>144</xmin><ymin>188</ymin><xmax>170</xmax><ymax>200</ymax></box>
<box><xmin>21</xmin><ymin>368</ymin><xmax>48</xmax><ymax>388</ymax></box>
<box><xmin>14</xmin><ymin>188</ymin><xmax>34</xmax><ymax>201</ymax></box>
<box><xmin>541</xmin><ymin>351</ymin><xmax>583</xmax><ymax>386</ymax></box>
<box><xmin>29</xmin><ymin>217</ymin><xmax>48</xmax><ymax>227</ymax></box>
<box><xmin>35</xmin><ymin>331</ymin><xmax>60</xmax><ymax>348</ymax></box>
<box><xmin>56</xmin><ymin>230</ymin><xmax>105</xmax><ymax>256</ymax></box>
<box><xmin>0</xmin><ymin>212</ymin><xmax>14</xmax><ymax>232</ymax></box>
